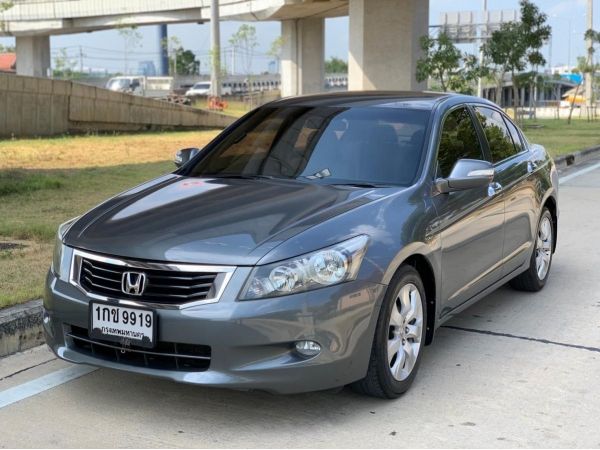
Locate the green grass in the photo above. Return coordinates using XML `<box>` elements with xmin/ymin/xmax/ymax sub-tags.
<box><xmin>0</xmin><ymin>170</ymin><xmax>64</xmax><ymax>196</ymax></box>
<box><xmin>521</xmin><ymin>119</ymin><xmax>600</xmax><ymax>157</ymax></box>
<box><xmin>0</xmin><ymin>130</ymin><xmax>220</xmax><ymax>308</ymax></box>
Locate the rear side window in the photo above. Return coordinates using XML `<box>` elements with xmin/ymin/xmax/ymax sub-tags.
<box><xmin>474</xmin><ymin>106</ymin><xmax>519</xmax><ymax>163</ymax></box>
<box><xmin>503</xmin><ymin>115</ymin><xmax>525</xmax><ymax>153</ymax></box>
<box><xmin>437</xmin><ymin>107</ymin><xmax>485</xmax><ymax>178</ymax></box>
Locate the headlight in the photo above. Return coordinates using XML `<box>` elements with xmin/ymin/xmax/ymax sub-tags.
<box><xmin>51</xmin><ymin>217</ymin><xmax>79</xmax><ymax>280</ymax></box>
<box><xmin>240</xmin><ymin>235</ymin><xmax>369</xmax><ymax>300</ymax></box>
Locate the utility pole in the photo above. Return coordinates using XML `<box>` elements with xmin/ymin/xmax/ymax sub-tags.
<box><xmin>79</xmin><ymin>46</ymin><xmax>84</xmax><ymax>74</ymax></box>
<box><xmin>477</xmin><ymin>0</ymin><xmax>488</xmax><ymax>98</ymax></box>
<box><xmin>210</xmin><ymin>0</ymin><xmax>222</xmax><ymax>98</ymax></box>
<box><xmin>585</xmin><ymin>0</ymin><xmax>594</xmax><ymax>114</ymax></box>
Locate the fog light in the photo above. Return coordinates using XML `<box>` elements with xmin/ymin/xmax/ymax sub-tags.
<box><xmin>295</xmin><ymin>340</ymin><xmax>321</xmax><ymax>357</ymax></box>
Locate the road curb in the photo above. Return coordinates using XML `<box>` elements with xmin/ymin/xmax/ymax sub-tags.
<box><xmin>0</xmin><ymin>299</ymin><xmax>44</xmax><ymax>358</ymax></box>
<box><xmin>554</xmin><ymin>145</ymin><xmax>600</xmax><ymax>170</ymax></box>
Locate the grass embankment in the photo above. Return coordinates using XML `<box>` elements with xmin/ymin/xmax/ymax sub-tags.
<box><xmin>0</xmin><ymin>130</ymin><xmax>220</xmax><ymax>308</ymax></box>
<box><xmin>522</xmin><ymin>119</ymin><xmax>600</xmax><ymax>157</ymax></box>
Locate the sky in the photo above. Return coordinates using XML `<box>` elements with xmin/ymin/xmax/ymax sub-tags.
<box><xmin>0</xmin><ymin>0</ymin><xmax>598</xmax><ymax>75</ymax></box>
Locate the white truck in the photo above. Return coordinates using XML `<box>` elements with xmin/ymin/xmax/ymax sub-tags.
<box><xmin>105</xmin><ymin>76</ymin><xmax>174</xmax><ymax>99</ymax></box>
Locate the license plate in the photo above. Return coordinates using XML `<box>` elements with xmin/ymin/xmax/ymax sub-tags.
<box><xmin>89</xmin><ymin>302</ymin><xmax>156</xmax><ymax>348</ymax></box>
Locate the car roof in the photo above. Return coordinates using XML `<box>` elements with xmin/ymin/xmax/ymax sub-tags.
<box><xmin>270</xmin><ymin>91</ymin><xmax>496</xmax><ymax>110</ymax></box>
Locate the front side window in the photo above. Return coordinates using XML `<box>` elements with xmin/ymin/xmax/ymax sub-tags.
<box><xmin>474</xmin><ymin>106</ymin><xmax>519</xmax><ymax>163</ymax></box>
<box><xmin>187</xmin><ymin>106</ymin><xmax>431</xmax><ymax>186</ymax></box>
<box><xmin>437</xmin><ymin>107</ymin><xmax>485</xmax><ymax>178</ymax></box>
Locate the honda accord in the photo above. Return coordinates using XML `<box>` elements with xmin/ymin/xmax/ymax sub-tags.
<box><xmin>45</xmin><ymin>92</ymin><xmax>558</xmax><ymax>398</ymax></box>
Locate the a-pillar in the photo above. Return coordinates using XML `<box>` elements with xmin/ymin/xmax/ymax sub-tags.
<box><xmin>15</xmin><ymin>35</ymin><xmax>51</xmax><ymax>78</ymax></box>
<box><xmin>348</xmin><ymin>0</ymin><xmax>429</xmax><ymax>91</ymax></box>
<box><xmin>280</xmin><ymin>17</ymin><xmax>325</xmax><ymax>97</ymax></box>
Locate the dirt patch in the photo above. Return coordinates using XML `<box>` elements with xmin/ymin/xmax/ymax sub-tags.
<box><xmin>0</xmin><ymin>242</ymin><xmax>27</xmax><ymax>252</ymax></box>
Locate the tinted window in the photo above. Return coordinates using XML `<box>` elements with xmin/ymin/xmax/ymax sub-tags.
<box><xmin>437</xmin><ymin>107</ymin><xmax>484</xmax><ymax>178</ymax></box>
<box><xmin>474</xmin><ymin>106</ymin><xmax>519</xmax><ymax>163</ymax></box>
<box><xmin>503</xmin><ymin>115</ymin><xmax>525</xmax><ymax>153</ymax></box>
<box><xmin>187</xmin><ymin>106</ymin><xmax>431</xmax><ymax>186</ymax></box>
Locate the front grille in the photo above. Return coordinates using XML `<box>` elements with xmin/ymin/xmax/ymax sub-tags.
<box><xmin>79</xmin><ymin>257</ymin><xmax>219</xmax><ymax>305</ymax></box>
<box><xmin>67</xmin><ymin>325</ymin><xmax>211</xmax><ymax>372</ymax></box>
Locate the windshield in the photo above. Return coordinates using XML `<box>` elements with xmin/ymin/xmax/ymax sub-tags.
<box><xmin>107</xmin><ymin>79</ymin><xmax>130</xmax><ymax>90</ymax></box>
<box><xmin>193</xmin><ymin>83</ymin><xmax>211</xmax><ymax>89</ymax></box>
<box><xmin>186</xmin><ymin>105</ymin><xmax>430</xmax><ymax>186</ymax></box>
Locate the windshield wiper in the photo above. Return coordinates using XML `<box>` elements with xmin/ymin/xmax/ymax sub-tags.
<box><xmin>203</xmin><ymin>174</ymin><xmax>276</xmax><ymax>180</ymax></box>
<box><xmin>332</xmin><ymin>182</ymin><xmax>386</xmax><ymax>188</ymax></box>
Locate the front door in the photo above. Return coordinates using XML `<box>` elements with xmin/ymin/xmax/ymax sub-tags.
<box><xmin>472</xmin><ymin>106</ymin><xmax>537</xmax><ymax>277</ymax></box>
<box><xmin>431</xmin><ymin>106</ymin><xmax>505</xmax><ymax>317</ymax></box>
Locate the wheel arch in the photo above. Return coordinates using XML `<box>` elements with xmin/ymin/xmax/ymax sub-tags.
<box><xmin>542</xmin><ymin>194</ymin><xmax>558</xmax><ymax>252</ymax></box>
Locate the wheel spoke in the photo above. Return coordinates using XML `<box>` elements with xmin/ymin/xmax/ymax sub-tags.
<box><xmin>405</xmin><ymin>322</ymin><xmax>422</xmax><ymax>341</ymax></box>
<box><xmin>389</xmin><ymin>302</ymin><xmax>403</xmax><ymax>327</ymax></box>
<box><xmin>402</xmin><ymin>341</ymin><xmax>416</xmax><ymax>374</ymax></box>
<box><xmin>387</xmin><ymin>337</ymin><xmax>402</xmax><ymax>365</ymax></box>
<box><xmin>392</xmin><ymin>349</ymin><xmax>406</xmax><ymax>380</ymax></box>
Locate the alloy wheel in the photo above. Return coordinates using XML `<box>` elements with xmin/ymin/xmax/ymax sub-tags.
<box><xmin>535</xmin><ymin>216</ymin><xmax>553</xmax><ymax>280</ymax></box>
<box><xmin>387</xmin><ymin>283</ymin><xmax>423</xmax><ymax>381</ymax></box>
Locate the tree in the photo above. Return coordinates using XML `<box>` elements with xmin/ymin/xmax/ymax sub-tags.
<box><xmin>325</xmin><ymin>57</ymin><xmax>348</xmax><ymax>74</ymax></box>
<box><xmin>171</xmin><ymin>49</ymin><xmax>199</xmax><ymax>75</ymax></box>
<box><xmin>0</xmin><ymin>43</ymin><xmax>14</xmax><ymax>53</ymax></box>
<box><xmin>482</xmin><ymin>0</ymin><xmax>550</xmax><ymax>121</ymax></box>
<box><xmin>53</xmin><ymin>48</ymin><xmax>77</xmax><ymax>79</ymax></box>
<box><xmin>0</xmin><ymin>1</ymin><xmax>13</xmax><ymax>32</ymax></box>
<box><xmin>416</xmin><ymin>32</ymin><xmax>486</xmax><ymax>94</ymax></box>
<box><xmin>229</xmin><ymin>24</ymin><xmax>258</xmax><ymax>75</ymax></box>
<box><xmin>267</xmin><ymin>36</ymin><xmax>284</xmax><ymax>73</ymax></box>
<box><xmin>161</xmin><ymin>36</ymin><xmax>183</xmax><ymax>76</ymax></box>
<box><xmin>116</xmin><ymin>22</ymin><xmax>142</xmax><ymax>75</ymax></box>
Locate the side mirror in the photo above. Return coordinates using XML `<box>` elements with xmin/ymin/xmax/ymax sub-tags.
<box><xmin>174</xmin><ymin>147</ymin><xmax>202</xmax><ymax>168</ymax></box>
<box><xmin>435</xmin><ymin>159</ymin><xmax>494</xmax><ymax>194</ymax></box>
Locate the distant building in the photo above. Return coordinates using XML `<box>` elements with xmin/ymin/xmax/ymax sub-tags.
<box><xmin>138</xmin><ymin>61</ymin><xmax>157</xmax><ymax>76</ymax></box>
<box><xmin>0</xmin><ymin>53</ymin><xmax>16</xmax><ymax>73</ymax></box>
<box><xmin>482</xmin><ymin>73</ymin><xmax>577</xmax><ymax>108</ymax></box>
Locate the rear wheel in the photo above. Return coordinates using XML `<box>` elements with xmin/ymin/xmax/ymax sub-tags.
<box><xmin>510</xmin><ymin>208</ymin><xmax>554</xmax><ymax>292</ymax></box>
<box><xmin>352</xmin><ymin>265</ymin><xmax>426</xmax><ymax>399</ymax></box>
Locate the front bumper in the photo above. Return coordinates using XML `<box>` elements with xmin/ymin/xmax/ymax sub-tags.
<box><xmin>44</xmin><ymin>269</ymin><xmax>385</xmax><ymax>394</ymax></box>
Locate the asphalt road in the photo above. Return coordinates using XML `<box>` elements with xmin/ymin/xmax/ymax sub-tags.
<box><xmin>1</xmin><ymin>160</ymin><xmax>599</xmax><ymax>448</ymax></box>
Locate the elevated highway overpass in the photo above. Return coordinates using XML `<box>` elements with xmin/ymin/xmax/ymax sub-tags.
<box><xmin>0</xmin><ymin>0</ymin><xmax>428</xmax><ymax>95</ymax></box>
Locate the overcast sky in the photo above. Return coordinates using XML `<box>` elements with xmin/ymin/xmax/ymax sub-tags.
<box><xmin>0</xmin><ymin>0</ymin><xmax>597</xmax><ymax>74</ymax></box>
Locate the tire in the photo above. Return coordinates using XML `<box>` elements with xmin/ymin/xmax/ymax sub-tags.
<box><xmin>352</xmin><ymin>265</ymin><xmax>427</xmax><ymax>399</ymax></box>
<box><xmin>510</xmin><ymin>208</ymin><xmax>554</xmax><ymax>292</ymax></box>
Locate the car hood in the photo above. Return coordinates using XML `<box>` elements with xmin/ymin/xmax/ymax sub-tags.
<box><xmin>65</xmin><ymin>175</ymin><xmax>382</xmax><ymax>266</ymax></box>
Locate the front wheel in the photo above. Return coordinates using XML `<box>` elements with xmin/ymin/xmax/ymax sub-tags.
<box><xmin>510</xmin><ymin>208</ymin><xmax>554</xmax><ymax>292</ymax></box>
<box><xmin>352</xmin><ymin>265</ymin><xmax>426</xmax><ymax>399</ymax></box>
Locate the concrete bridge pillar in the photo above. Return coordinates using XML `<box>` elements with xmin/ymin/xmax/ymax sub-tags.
<box><xmin>348</xmin><ymin>0</ymin><xmax>428</xmax><ymax>91</ymax></box>
<box><xmin>15</xmin><ymin>35</ymin><xmax>51</xmax><ymax>78</ymax></box>
<box><xmin>280</xmin><ymin>17</ymin><xmax>324</xmax><ymax>97</ymax></box>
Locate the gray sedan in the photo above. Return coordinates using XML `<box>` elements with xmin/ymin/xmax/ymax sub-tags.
<box><xmin>45</xmin><ymin>92</ymin><xmax>558</xmax><ymax>398</ymax></box>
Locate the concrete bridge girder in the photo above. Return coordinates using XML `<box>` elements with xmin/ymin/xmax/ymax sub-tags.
<box><xmin>2</xmin><ymin>0</ymin><xmax>428</xmax><ymax>92</ymax></box>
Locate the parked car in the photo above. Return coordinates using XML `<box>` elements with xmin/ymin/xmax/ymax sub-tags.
<box><xmin>45</xmin><ymin>92</ymin><xmax>558</xmax><ymax>398</ymax></box>
<box><xmin>106</xmin><ymin>76</ymin><xmax>174</xmax><ymax>98</ymax></box>
<box><xmin>185</xmin><ymin>81</ymin><xmax>232</xmax><ymax>97</ymax></box>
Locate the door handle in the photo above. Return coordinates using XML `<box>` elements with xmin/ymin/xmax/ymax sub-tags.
<box><xmin>488</xmin><ymin>182</ymin><xmax>502</xmax><ymax>196</ymax></box>
<box><xmin>527</xmin><ymin>161</ymin><xmax>538</xmax><ymax>173</ymax></box>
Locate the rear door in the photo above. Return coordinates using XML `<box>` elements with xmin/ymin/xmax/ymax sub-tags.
<box><xmin>472</xmin><ymin>106</ymin><xmax>537</xmax><ymax>276</ymax></box>
<box><xmin>431</xmin><ymin>106</ymin><xmax>505</xmax><ymax>316</ymax></box>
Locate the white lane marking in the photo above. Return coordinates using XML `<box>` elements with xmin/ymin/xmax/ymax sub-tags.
<box><xmin>559</xmin><ymin>161</ymin><xmax>600</xmax><ymax>185</ymax></box>
<box><xmin>0</xmin><ymin>365</ymin><xmax>97</xmax><ymax>409</ymax></box>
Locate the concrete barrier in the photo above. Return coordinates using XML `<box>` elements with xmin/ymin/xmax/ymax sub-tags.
<box><xmin>0</xmin><ymin>73</ymin><xmax>236</xmax><ymax>138</ymax></box>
